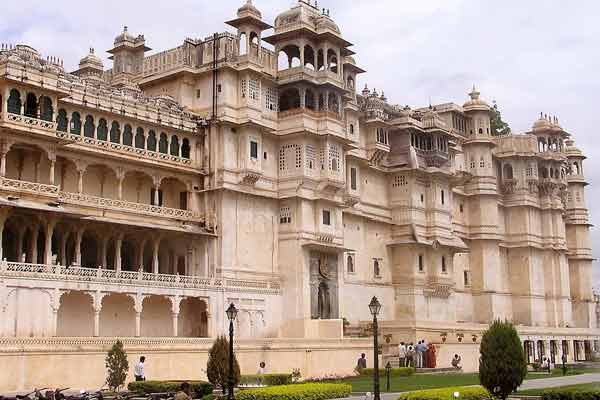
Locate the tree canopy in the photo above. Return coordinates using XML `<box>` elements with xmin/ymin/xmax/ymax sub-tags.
<box><xmin>490</xmin><ymin>101</ymin><xmax>511</xmax><ymax>136</ymax></box>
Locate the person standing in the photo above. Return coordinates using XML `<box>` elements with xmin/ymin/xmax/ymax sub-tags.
<box><xmin>134</xmin><ymin>356</ymin><xmax>146</xmax><ymax>381</ymax></box>
<box><xmin>257</xmin><ymin>361</ymin><xmax>266</xmax><ymax>375</ymax></box>
<box><xmin>406</xmin><ymin>343</ymin><xmax>415</xmax><ymax>368</ymax></box>
<box><xmin>357</xmin><ymin>353</ymin><xmax>367</xmax><ymax>371</ymax></box>
<box><xmin>398</xmin><ymin>342</ymin><xmax>407</xmax><ymax>368</ymax></box>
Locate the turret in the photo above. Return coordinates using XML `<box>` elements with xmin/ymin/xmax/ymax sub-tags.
<box><xmin>107</xmin><ymin>26</ymin><xmax>151</xmax><ymax>87</ymax></box>
<box><xmin>462</xmin><ymin>86</ymin><xmax>495</xmax><ymax>182</ymax></box>
<box><xmin>226</xmin><ymin>0</ymin><xmax>272</xmax><ymax>59</ymax></box>
<box><xmin>72</xmin><ymin>47</ymin><xmax>104</xmax><ymax>81</ymax></box>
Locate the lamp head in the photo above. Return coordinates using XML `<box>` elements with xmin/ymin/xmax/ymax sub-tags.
<box><xmin>226</xmin><ymin>303</ymin><xmax>238</xmax><ymax>321</ymax></box>
<box><xmin>368</xmin><ymin>296</ymin><xmax>381</xmax><ymax>316</ymax></box>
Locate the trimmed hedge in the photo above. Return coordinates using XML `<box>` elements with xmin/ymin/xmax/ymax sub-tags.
<box><xmin>236</xmin><ymin>383</ymin><xmax>352</xmax><ymax>400</ymax></box>
<box><xmin>360</xmin><ymin>367</ymin><xmax>415</xmax><ymax>377</ymax></box>
<box><xmin>240</xmin><ymin>374</ymin><xmax>292</xmax><ymax>386</ymax></box>
<box><xmin>127</xmin><ymin>380</ymin><xmax>213</xmax><ymax>397</ymax></box>
<box><xmin>398</xmin><ymin>386</ymin><xmax>490</xmax><ymax>400</ymax></box>
<box><xmin>541</xmin><ymin>388</ymin><xmax>600</xmax><ymax>400</ymax></box>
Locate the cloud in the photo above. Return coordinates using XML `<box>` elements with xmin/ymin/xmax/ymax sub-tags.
<box><xmin>2</xmin><ymin>0</ymin><xmax>598</xmax><ymax>288</ymax></box>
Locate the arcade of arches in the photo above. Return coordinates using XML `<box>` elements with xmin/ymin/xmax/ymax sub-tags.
<box><xmin>56</xmin><ymin>291</ymin><xmax>209</xmax><ymax>338</ymax></box>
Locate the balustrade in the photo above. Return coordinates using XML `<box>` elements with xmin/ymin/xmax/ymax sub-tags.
<box><xmin>4</xmin><ymin>112</ymin><xmax>56</xmax><ymax>131</ymax></box>
<box><xmin>0</xmin><ymin>176</ymin><xmax>59</xmax><ymax>196</ymax></box>
<box><xmin>56</xmin><ymin>131</ymin><xmax>192</xmax><ymax>167</ymax></box>
<box><xmin>0</xmin><ymin>261</ymin><xmax>281</xmax><ymax>293</ymax></box>
<box><xmin>57</xmin><ymin>191</ymin><xmax>203</xmax><ymax>221</ymax></box>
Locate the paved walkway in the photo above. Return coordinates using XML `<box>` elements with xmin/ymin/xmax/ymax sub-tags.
<box><xmin>339</xmin><ymin>373</ymin><xmax>600</xmax><ymax>400</ymax></box>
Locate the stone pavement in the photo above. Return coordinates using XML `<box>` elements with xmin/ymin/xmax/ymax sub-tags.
<box><xmin>338</xmin><ymin>373</ymin><xmax>600</xmax><ymax>400</ymax></box>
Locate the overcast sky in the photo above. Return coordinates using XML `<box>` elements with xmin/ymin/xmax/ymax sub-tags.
<box><xmin>2</xmin><ymin>0</ymin><xmax>599</xmax><ymax>288</ymax></box>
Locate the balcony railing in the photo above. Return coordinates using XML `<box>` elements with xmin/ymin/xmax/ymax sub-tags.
<box><xmin>58</xmin><ymin>191</ymin><xmax>203</xmax><ymax>221</ymax></box>
<box><xmin>277</xmin><ymin>107</ymin><xmax>342</xmax><ymax>121</ymax></box>
<box><xmin>56</xmin><ymin>131</ymin><xmax>193</xmax><ymax>167</ymax></box>
<box><xmin>0</xmin><ymin>262</ymin><xmax>281</xmax><ymax>293</ymax></box>
<box><xmin>0</xmin><ymin>177</ymin><xmax>59</xmax><ymax>197</ymax></box>
<box><xmin>4</xmin><ymin>112</ymin><xmax>56</xmax><ymax>131</ymax></box>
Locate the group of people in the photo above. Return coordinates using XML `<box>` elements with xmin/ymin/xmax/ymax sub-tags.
<box><xmin>398</xmin><ymin>340</ymin><xmax>437</xmax><ymax>369</ymax></box>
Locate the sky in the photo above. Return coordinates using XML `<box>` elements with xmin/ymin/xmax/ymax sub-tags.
<box><xmin>1</xmin><ymin>0</ymin><xmax>599</xmax><ymax>289</ymax></box>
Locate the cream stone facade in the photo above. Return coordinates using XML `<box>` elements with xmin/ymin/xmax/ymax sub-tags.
<box><xmin>0</xmin><ymin>0</ymin><xmax>599</xmax><ymax>391</ymax></box>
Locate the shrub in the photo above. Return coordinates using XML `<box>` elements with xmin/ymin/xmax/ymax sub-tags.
<box><xmin>206</xmin><ymin>336</ymin><xmax>241</xmax><ymax>394</ymax></box>
<box><xmin>127</xmin><ymin>380</ymin><xmax>213</xmax><ymax>397</ymax></box>
<box><xmin>236</xmin><ymin>383</ymin><xmax>352</xmax><ymax>400</ymax></box>
<box><xmin>398</xmin><ymin>386</ymin><xmax>490</xmax><ymax>400</ymax></box>
<box><xmin>105</xmin><ymin>340</ymin><xmax>129</xmax><ymax>392</ymax></box>
<box><xmin>240</xmin><ymin>374</ymin><xmax>292</xmax><ymax>386</ymax></box>
<box><xmin>541</xmin><ymin>388</ymin><xmax>600</xmax><ymax>400</ymax></box>
<box><xmin>479</xmin><ymin>320</ymin><xmax>527</xmax><ymax>400</ymax></box>
<box><xmin>360</xmin><ymin>367</ymin><xmax>415</xmax><ymax>377</ymax></box>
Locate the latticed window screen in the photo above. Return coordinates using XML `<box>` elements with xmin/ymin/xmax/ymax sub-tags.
<box><xmin>249</xmin><ymin>79</ymin><xmax>260</xmax><ymax>101</ymax></box>
<box><xmin>306</xmin><ymin>144</ymin><xmax>316</xmax><ymax>170</ymax></box>
<box><xmin>279</xmin><ymin>207</ymin><xmax>291</xmax><ymax>224</ymax></box>
<box><xmin>264</xmin><ymin>87</ymin><xmax>278</xmax><ymax>111</ymax></box>
<box><xmin>241</xmin><ymin>79</ymin><xmax>247</xmax><ymax>98</ymax></box>
<box><xmin>392</xmin><ymin>175</ymin><xmax>407</xmax><ymax>188</ymax></box>
<box><xmin>279</xmin><ymin>144</ymin><xmax>301</xmax><ymax>171</ymax></box>
<box><xmin>328</xmin><ymin>144</ymin><xmax>341</xmax><ymax>171</ymax></box>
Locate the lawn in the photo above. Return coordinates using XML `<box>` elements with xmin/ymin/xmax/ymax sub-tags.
<box><xmin>517</xmin><ymin>382</ymin><xmax>600</xmax><ymax>396</ymax></box>
<box><xmin>343</xmin><ymin>368</ymin><xmax>600</xmax><ymax>393</ymax></box>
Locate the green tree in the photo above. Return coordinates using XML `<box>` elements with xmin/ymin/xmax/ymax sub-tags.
<box><xmin>490</xmin><ymin>101</ymin><xmax>511</xmax><ymax>136</ymax></box>
<box><xmin>105</xmin><ymin>340</ymin><xmax>129</xmax><ymax>392</ymax></box>
<box><xmin>479</xmin><ymin>320</ymin><xmax>527</xmax><ymax>400</ymax></box>
<box><xmin>207</xmin><ymin>335</ymin><xmax>241</xmax><ymax>394</ymax></box>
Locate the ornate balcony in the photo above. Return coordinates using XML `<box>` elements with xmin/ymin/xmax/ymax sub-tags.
<box><xmin>57</xmin><ymin>191</ymin><xmax>204</xmax><ymax>222</ymax></box>
<box><xmin>0</xmin><ymin>261</ymin><xmax>281</xmax><ymax>294</ymax></box>
<box><xmin>416</xmin><ymin>149</ymin><xmax>449</xmax><ymax>168</ymax></box>
<box><xmin>1</xmin><ymin>112</ymin><xmax>56</xmax><ymax>136</ymax></box>
<box><xmin>56</xmin><ymin>131</ymin><xmax>193</xmax><ymax>168</ymax></box>
<box><xmin>501</xmin><ymin>178</ymin><xmax>518</xmax><ymax>194</ymax></box>
<box><xmin>0</xmin><ymin>177</ymin><xmax>59</xmax><ymax>198</ymax></box>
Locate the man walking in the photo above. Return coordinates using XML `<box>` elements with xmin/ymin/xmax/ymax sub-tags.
<box><xmin>398</xmin><ymin>342</ymin><xmax>407</xmax><ymax>367</ymax></box>
<box><xmin>134</xmin><ymin>356</ymin><xmax>146</xmax><ymax>381</ymax></box>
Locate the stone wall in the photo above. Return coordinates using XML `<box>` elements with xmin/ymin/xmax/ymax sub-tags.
<box><xmin>0</xmin><ymin>337</ymin><xmax>372</xmax><ymax>392</ymax></box>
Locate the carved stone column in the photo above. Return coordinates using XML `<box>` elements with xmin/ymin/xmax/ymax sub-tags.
<box><xmin>49</xmin><ymin>157</ymin><xmax>56</xmax><ymax>185</ymax></box>
<box><xmin>0</xmin><ymin>208</ymin><xmax>10</xmax><ymax>261</ymax></box>
<box><xmin>116</xmin><ymin>168</ymin><xmax>126</xmax><ymax>201</ymax></box>
<box><xmin>76</xmin><ymin>166</ymin><xmax>86</xmax><ymax>194</ymax></box>
<box><xmin>93</xmin><ymin>291</ymin><xmax>102</xmax><ymax>337</ymax></box>
<box><xmin>171</xmin><ymin>296</ymin><xmax>180</xmax><ymax>337</ymax></box>
<box><xmin>59</xmin><ymin>230</ymin><xmax>68</xmax><ymax>266</ymax></box>
<box><xmin>134</xmin><ymin>295</ymin><xmax>143</xmax><ymax>337</ymax></box>
<box><xmin>115</xmin><ymin>233</ymin><xmax>123</xmax><ymax>272</ymax></box>
<box><xmin>44</xmin><ymin>219</ymin><xmax>57</xmax><ymax>265</ymax></box>
<box><xmin>152</xmin><ymin>238</ymin><xmax>160</xmax><ymax>274</ymax></box>
<box><xmin>29</xmin><ymin>223</ymin><xmax>39</xmax><ymax>264</ymax></box>
<box><xmin>74</xmin><ymin>227</ymin><xmax>84</xmax><ymax>266</ymax></box>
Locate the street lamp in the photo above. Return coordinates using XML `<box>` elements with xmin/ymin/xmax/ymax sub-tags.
<box><xmin>369</xmin><ymin>296</ymin><xmax>382</xmax><ymax>400</ymax></box>
<box><xmin>226</xmin><ymin>303</ymin><xmax>238</xmax><ymax>400</ymax></box>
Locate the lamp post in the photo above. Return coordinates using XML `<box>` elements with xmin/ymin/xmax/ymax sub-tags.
<box><xmin>369</xmin><ymin>296</ymin><xmax>382</xmax><ymax>400</ymax></box>
<box><xmin>226</xmin><ymin>303</ymin><xmax>238</xmax><ymax>400</ymax></box>
<box><xmin>385</xmin><ymin>362</ymin><xmax>392</xmax><ymax>392</ymax></box>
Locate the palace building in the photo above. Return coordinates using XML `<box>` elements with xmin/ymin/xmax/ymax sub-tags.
<box><xmin>0</xmin><ymin>0</ymin><xmax>598</xmax><ymax>390</ymax></box>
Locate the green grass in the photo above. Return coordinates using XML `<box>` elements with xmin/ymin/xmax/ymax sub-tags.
<box><xmin>517</xmin><ymin>382</ymin><xmax>600</xmax><ymax>396</ymax></box>
<box><xmin>342</xmin><ymin>368</ymin><xmax>600</xmax><ymax>393</ymax></box>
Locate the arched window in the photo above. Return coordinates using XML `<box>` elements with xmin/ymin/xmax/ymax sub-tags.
<box><xmin>84</xmin><ymin>115</ymin><xmax>95</xmax><ymax>137</ymax></box>
<box><xmin>347</xmin><ymin>255</ymin><xmax>354</xmax><ymax>273</ymax></box>
<box><xmin>57</xmin><ymin>109</ymin><xmax>68</xmax><ymax>132</ymax></box>
<box><xmin>147</xmin><ymin>130</ymin><xmax>157</xmax><ymax>151</ymax></box>
<box><xmin>347</xmin><ymin>76</ymin><xmax>355</xmax><ymax>90</ymax></box>
<box><xmin>24</xmin><ymin>93</ymin><xmax>38</xmax><ymax>118</ymax></box>
<box><xmin>327</xmin><ymin>49</ymin><xmax>338</xmax><ymax>74</ymax></box>
<box><xmin>39</xmin><ymin>96</ymin><xmax>53</xmax><ymax>121</ymax></box>
<box><xmin>123</xmin><ymin>124</ymin><xmax>133</xmax><ymax>146</ymax></box>
<box><xmin>7</xmin><ymin>89</ymin><xmax>21</xmax><ymax>114</ymax></box>
<box><xmin>133</xmin><ymin>127</ymin><xmax>144</xmax><ymax>149</ymax></box>
<box><xmin>97</xmin><ymin>118</ymin><xmax>108</xmax><ymax>140</ymax></box>
<box><xmin>573</xmin><ymin>162</ymin><xmax>580</xmax><ymax>175</ymax></box>
<box><xmin>279</xmin><ymin>88</ymin><xmax>301</xmax><ymax>112</ymax></box>
<box><xmin>159</xmin><ymin>133</ymin><xmax>168</xmax><ymax>154</ymax></box>
<box><xmin>70</xmin><ymin>112</ymin><xmax>82</xmax><ymax>134</ymax></box>
<box><xmin>170</xmin><ymin>135</ymin><xmax>180</xmax><ymax>156</ymax></box>
<box><xmin>373</xmin><ymin>260</ymin><xmax>380</xmax><ymax>278</ymax></box>
<box><xmin>239</xmin><ymin>33</ymin><xmax>247</xmax><ymax>56</ymax></box>
<box><xmin>503</xmin><ymin>164</ymin><xmax>514</xmax><ymax>180</ymax></box>
<box><xmin>349</xmin><ymin>124</ymin><xmax>355</xmax><ymax>135</ymax></box>
<box><xmin>109</xmin><ymin>121</ymin><xmax>121</xmax><ymax>143</ymax></box>
<box><xmin>181</xmin><ymin>138</ymin><xmax>191</xmax><ymax>159</ymax></box>
<box><xmin>418</xmin><ymin>254</ymin><xmax>424</xmax><ymax>272</ymax></box>
<box><xmin>304</xmin><ymin>45</ymin><xmax>315</xmax><ymax>70</ymax></box>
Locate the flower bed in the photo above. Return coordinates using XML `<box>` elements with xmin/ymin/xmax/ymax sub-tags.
<box><xmin>541</xmin><ymin>387</ymin><xmax>600</xmax><ymax>400</ymax></box>
<box><xmin>127</xmin><ymin>380</ymin><xmax>213</xmax><ymax>397</ymax></box>
<box><xmin>397</xmin><ymin>386</ymin><xmax>490</xmax><ymax>400</ymax></box>
<box><xmin>240</xmin><ymin>373</ymin><xmax>292</xmax><ymax>387</ymax></box>
<box><xmin>236</xmin><ymin>383</ymin><xmax>352</xmax><ymax>400</ymax></box>
<box><xmin>360</xmin><ymin>367</ymin><xmax>415</xmax><ymax>377</ymax></box>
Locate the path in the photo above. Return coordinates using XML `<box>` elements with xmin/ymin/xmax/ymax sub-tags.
<box><xmin>339</xmin><ymin>373</ymin><xmax>600</xmax><ymax>400</ymax></box>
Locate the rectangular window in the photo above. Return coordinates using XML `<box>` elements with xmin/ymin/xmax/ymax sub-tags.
<box><xmin>459</xmin><ymin>204</ymin><xmax>464</xmax><ymax>213</ymax></box>
<box><xmin>179</xmin><ymin>192</ymin><xmax>188</xmax><ymax>210</ymax></box>
<box><xmin>250</xmin><ymin>140</ymin><xmax>258</xmax><ymax>159</ymax></box>
<box><xmin>464</xmin><ymin>270</ymin><xmax>471</xmax><ymax>287</ymax></box>
<box><xmin>279</xmin><ymin>207</ymin><xmax>291</xmax><ymax>224</ymax></box>
<box><xmin>441</xmin><ymin>256</ymin><xmax>447</xmax><ymax>273</ymax></box>
<box><xmin>150</xmin><ymin>189</ymin><xmax>163</xmax><ymax>207</ymax></box>
<box><xmin>441</xmin><ymin>190</ymin><xmax>445</xmax><ymax>205</ymax></box>
<box><xmin>350</xmin><ymin>167</ymin><xmax>357</xmax><ymax>190</ymax></box>
<box><xmin>196</xmin><ymin>89</ymin><xmax>201</xmax><ymax>99</ymax></box>
<box><xmin>322</xmin><ymin>210</ymin><xmax>331</xmax><ymax>226</ymax></box>
<box><xmin>418</xmin><ymin>254</ymin><xmax>424</xmax><ymax>273</ymax></box>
